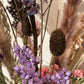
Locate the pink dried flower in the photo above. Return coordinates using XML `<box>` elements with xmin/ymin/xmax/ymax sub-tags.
<box><xmin>73</xmin><ymin>69</ymin><xmax>84</xmax><ymax>78</ymax></box>
<box><xmin>51</xmin><ymin>64</ymin><xmax>59</xmax><ymax>70</ymax></box>
<box><xmin>38</xmin><ymin>67</ymin><xmax>51</xmax><ymax>77</ymax></box>
<box><xmin>53</xmin><ymin>69</ymin><xmax>56</xmax><ymax>75</ymax></box>
<box><xmin>54</xmin><ymin>64</ymin><xmax>59</xmax><ymax>70</ymax></box>
<box><xmin>51</xmin><ymin>64</ymin><xmax>59</xmax><ymax>75</ymax></box>
<box><xmin>36</xmin><ymin>20</ymin><xmax>41</xmax><ymax>35</ymax></box>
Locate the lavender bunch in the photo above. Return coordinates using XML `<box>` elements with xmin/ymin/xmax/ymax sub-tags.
<box><xmin>14</xmin><ymin>44</ymin><xmax>73</xmax><ymax>84</ymax></box>
<box><xmin>14</xmin><ymin>44</ymin><xmax>41</xmax><ymax>84</ymax></box>
<box><xmin>41</xmin><ymin>74</ymin><xmax>51</xmax><ymax>84</ymax></box>
<box><xmin>51</xmin><ymin>68</ymin><xmax>71</xmax><ymax>84</ymax></box>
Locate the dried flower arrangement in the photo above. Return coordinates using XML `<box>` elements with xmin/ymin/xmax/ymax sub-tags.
<box><xmin>0</xmin><ymin>0</ymin><xmax>84</xmax><ymax>84</ymax></box>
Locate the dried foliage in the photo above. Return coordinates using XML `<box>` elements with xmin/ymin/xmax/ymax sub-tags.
<box><xmin>22</xmin><ymin>13</ymin><xmax>32</xmax><ymax>36</ymax></box>
<box><xmin>61</xmin><ymin>0</ymin><xmax>82</xmax><ymax>34</ymax></box>
<box><xmin>0</xmin><ymin>2</ymin><xmax>15</xmax><ymax>78</ymax></box>
<box><xmin>50</xmin><ymin>0</ymin><xmax>82</xmax><ymax>69</ymax></box>
<box><xmin>68</xmin><ymin>13</ymin><xmax>84</xmax><ymax>70</ymax></box>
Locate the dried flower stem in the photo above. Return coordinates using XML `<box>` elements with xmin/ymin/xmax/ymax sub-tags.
<box><xmin>40</xmin><ymin>0</ymin><xmax>43</xmax><ymax>78</ymax></box>
<box><xmin>29</xmin><ymin>15</ymin><xmax>38</xmax><ymax>71</ymax></box>
<box><xmin>56</xmin><ymin>0</ymin><xmax>61</xmax><ymax>30</ymax></box>
<box><xmin>29</xmin><ymin>15</ymin><xmax>38</xmax><ymax>57</ymax></box>
<box><xmin>42</xmin><ymin>0</ymin><xmax>53</xmax><ymax>44</ymax></box>
<box><xmin>23</xmin><ymin>35</ymin><xmax>28</xmax><ymax>46</ymax></box>
<box><xmin>43</xmin><ymin>1</ymin><xmax>52</xmax><ymax>16</ymax></box>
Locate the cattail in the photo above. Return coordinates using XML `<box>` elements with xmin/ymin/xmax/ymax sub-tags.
<box><xmin>50</xmin><ymin>29</ymin><xmax>65</xmax><ymax>56</ymax></box>
<box><xmin>22</xmin><ymin>13</ymin><xmax>32</xmax><ymax>36</ymax></box>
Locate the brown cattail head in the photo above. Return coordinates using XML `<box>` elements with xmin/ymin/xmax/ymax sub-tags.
<box><xmin>22</xmin><ymin>13</ymin><xmax>32</xmax><ymax>36</ymax></box>
<box><xmin>50</xmin><ymin>29</ymin><xmax>66</xmax><ymax>56</ymax></box>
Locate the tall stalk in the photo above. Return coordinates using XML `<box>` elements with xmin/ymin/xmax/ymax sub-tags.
<box><xmin>40</xmin><ymin>0</ymin><xmax>43</xmax><ymax>78</ymax></box>
<box><xmin>42</xmin><ymin>0</ymin><xmax>53</xmax><ymax>44</ymax></box>
<box><xmin>29</xmin><ymin>15</ymin><xmax>38</xmax><ymax>57</ymax></box>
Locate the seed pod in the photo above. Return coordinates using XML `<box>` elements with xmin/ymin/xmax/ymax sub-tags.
<box><xmin>50</xmin><ymin>29</ymin><xmax>66</xmax><ymax>56</ymax></box>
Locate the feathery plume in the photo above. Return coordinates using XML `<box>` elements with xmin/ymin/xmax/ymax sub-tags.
<box><xmin>0</xmin><ymin>3</ymin><xmax>15</xmax><ymax>78</ymax></box>
<box><xmin>68</xmin><ymin>13</ymin><xmax>84</xmax><ymax>70</ymax></box>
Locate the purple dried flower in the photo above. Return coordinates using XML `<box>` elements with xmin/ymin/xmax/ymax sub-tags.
<box><xmin>51</xmin><ymin>68</ymin><xmax>71</xmax><ymax>84</ymax></box>
<box><xmin>25</xmin><ymin>75</ymin><xmax>29</xmax><ymax>79</ymax></box>
<box><xmin>41</xmin><ymin>74</ymin><xmax>51</xmax><ymax>84</ymax></box>
<box><xmin>22</xmin><ymin>79</ymin><xmax>27</xmax><ymax>84</ymax></box>
<box><xmin>23</xmin><ymin>0</ymin><xmax>39</xmax><ymax>15</ymax></box>
<box><xmin>14</xmin><ymin>44</ymin><xmax>43</xmax><ymax>84</ymax></box>
<box><xmin>14</xmin><ymin>65</ymin><xmax>20</xmax><ymax>74</ymax></box>
<box><xmin>36</xmin><ymin>56</ymin><xmax>40</xmax><ymax>63</ymax></box>
<box><xmin>66</xmin><ymin>71</ymin><xmax>71</xmax><ymax>76</ymax></box>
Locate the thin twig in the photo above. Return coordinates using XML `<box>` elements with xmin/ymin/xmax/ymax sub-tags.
<box><xmin>72</xmin><ymin>54</ymin><xmax>84</xmax><ymax>72</ymax></box>
<box><xmin>56</xmin><ymin>10</ymin><xmax>60</xmax><ymax>30</ymax></box>
<box><xmin>56</xmin><ymin>0</ymin><xmax>61</xmax><ymax>30</ymax></box>
<box><xmin>43</xmin><ymin>3</ymin><xmax>51</xmax><ymax>16</ymax></box>
<box><xmin>42</xmin><ymin>0</ymin><xmax>53</xmax><ymax>44</ymax></box>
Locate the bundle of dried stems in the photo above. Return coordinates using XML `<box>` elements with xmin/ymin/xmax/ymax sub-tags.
<box><xmin>62</xmin><ymin>0</ymin><xmax>83</xmax><ymax>70</ymax></box>
<box><xmin>51</xmin><ymin>0</ymin><xmax>82</xmax><ymax>69</ymax></box>
<box><xmin>68</xmin><ymin>13</ymin><xmax>84</xmax><ymax>70</ymax></box>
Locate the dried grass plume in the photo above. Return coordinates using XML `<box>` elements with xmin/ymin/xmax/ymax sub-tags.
<box><xmin>0</xmin><ymin>2</ymin><xmax>15</xmax><ymax>78</ymax></box>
